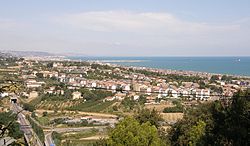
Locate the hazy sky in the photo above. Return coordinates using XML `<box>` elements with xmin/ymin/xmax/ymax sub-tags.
<box><xmin>0</xmin><ymin>0</ymin><xmax>250</xmax><ymax>56</ymax></box>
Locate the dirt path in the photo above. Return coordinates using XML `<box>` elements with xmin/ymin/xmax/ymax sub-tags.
<box><xmin>80</xmin><ymin>135</ymin><xmax>108</xmax><ymax>140</ymax></box>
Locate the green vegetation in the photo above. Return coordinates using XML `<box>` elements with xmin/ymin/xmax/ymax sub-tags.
<box><xmin>26</xmin><ymin>115</ymin><xmax>45</xmax><ymax>143</ymax></box>
<box><xmin>52</xmin><ymin>129</ymin><xmax>100</xmax><ymax>146</ymax></box>
<box><xmin>91</xmin><ymin>64</ymin><xmax>113</xmax><ymax>70</ymax></box>
<box><xmin>163</xmin><ymin>106</ymin><xmax>183</xmax><ymax>113</ymax></box>
<box><xmin>79</xmin><ymin>88</ymin><xmax>114</xmax><ymax>101</ymax></box>
<box><xmin>0</xmin><ymin>54</ymin><xmax>20</xmax><ymax>67</ymax></box>
<box><xmin>167</xmin><ymin>90</ymin><xmax>250</xmax><ymax>145</ymax></box>
<box><xmin>52</xmin><ymin>131</ymin><xmax>62</xmax><ymax>146</ymax></box>
<box><xmin>60</xmin><ymin>61</ymin><xmax>90</xmax><ymax>67</ymax></box>
<box><xmin>120</xmin><ymin>95</ymin><xmax>146</xmax><ymax>111</ymax></box>
<box><xmin>134</xmin><ymin>69</ymin><xmax>204</xmax><ymax>82</ymax></box>
<box><xmin>36</xmin><ymin>116</ymin><xmax>50</xmax><ymax>126</ymax></box>
<box><xmin>135</xmin><ymin>108</ymin><xmax>163</xmax><ymax>128</ymax></box>
<box><xmin>67</xmin><ymin>100</ymin><xmax>115</xmax><ymax>112</ymax></box>
<box><xmin>94</xmin><ymin>90</ymin><xmax>249</xmax><ymax>146</ymax></box>
<box><xmin>83</xmin><ymin>70</ymin><xmax>124</xmax><ymax>80</ymax></box>
<box><xmin>209</xmin><ymin>85</ymin><xmax>223</xmax><ymax>93</ymax></box>
<box><xmin>221</xmin><ymin>75</ymin><xmax>236</xmax><ymax>82</ymax></box>
<box><xmin>95</xmin><ymin>108</ymin><xmax>165</xmax><ymax>146</ymax></box>
<box><xmin>106</xmin><ymin>117</ymin><xmax>164</xmax><ymax>146</ymax></box>
<box><xmin>121</xmin><ymin>97</ymin><xmax>137</xmax><ymax>110</ymax></box>
<box><xmin>35</xmin><ymin>89</ymin><xmax>115</xmax><ymax>112</ymax></box>
<box><xmin>0</xmin><ymin>112</ymin><xmax>23</xmax><ymax>139</ymax></box>
<box><xmin>210</xmin><ymin>75</ymin><xmax>220</xmax><ymax>82</ymax></box>
<box><xmin>23</xmin><ymin>103</ymin><xmax>35</xmax><ymax>112</ymax></box>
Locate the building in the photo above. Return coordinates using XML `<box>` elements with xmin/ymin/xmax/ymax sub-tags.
<box><xmin>29</xmin><ymin>91</ymin><xmax>38</xmax><ymax>99</ymax></box>
<box><xmin>196</xmin><ymin>89</ymin><xmax>210</xmax><ymax>100</ymax></box>
<box><xmin>72</xmin><ymin>91</ymin><xmax>82</xmax><ymax>100</ymax></box>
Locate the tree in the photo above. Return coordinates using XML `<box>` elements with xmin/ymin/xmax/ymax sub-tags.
<box><xmin>223</xmin><ymin>90</ymin><xmax>250</xmax><ymax>145</ymax></box>
<box><xmin>0</xmin><ymin>112</ymin><xmax>23</xmax><ymax>139</ymax></box>
<box><xmin>36</xmin><ymin>73</ymin><xmax>44</xmax><ymax>78</ymax></box>
<box><xmin>187</xmin><ymin>120</ymin><xmax>206</xmax><ymax>145</ymax></box>
<box><xmin>23</xmin><ymin>103</ymin><xmax>35</xmax><ymax>112</ymax></box>
<box><xmin>47</xmin><ymin>62</ymin><xmax>53</xmax><ymax>68</ymax></box>
<box><xmin>138</xmin><ymin>95</ymin><xmax>147</xmax><ymax>105</ymax></box>
<box><xmin>121</xmin><ymin>97</ymin><xmax>136</xmax><ymax>110</ymax></box>
<box><xmin>168</xmin><ymin>90</ymin><xmax>250</xmax><ymax>146</ymax></box>
<box><xmin>106</xmin><ymin>117</ymin><xmax>164</xmax><ymax>146</ymax></box>
<box><xmin>42</xmin><ymin>111</ymin><xmax>48</xmax><ymax>117</ymax></box>
<box><xmin>135</xmin><ymin>108</ymin><xmax>163</xmax><ymax>128</ymax></box>
<box><xmin>210</xmin><ymin>75</ymin><xmax>219</xmax><ymax>82</ymax></box>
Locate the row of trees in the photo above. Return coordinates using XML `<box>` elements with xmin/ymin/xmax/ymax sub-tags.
<box><xmin>26</xmin><ymin>115</ymin><xmax>45</xmax><ymax>143</ymax></box>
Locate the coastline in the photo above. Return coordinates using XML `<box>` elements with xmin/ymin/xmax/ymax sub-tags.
<box><xmin>25</xmin><ymin>56</ymin><xmax>250</xmax><ymax>79</ymax></box>
<box><xmin>82</xmin><ymin>59</ymin><xmax>250</xmax><ymax>79</ymax></box>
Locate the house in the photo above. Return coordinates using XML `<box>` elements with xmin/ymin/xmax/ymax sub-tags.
<box><xmin>29</xmin><ymin>91</ymin><xmax>38</xmax><ymax>99</ymax></box>
<box><xmin>111</xmin><ymin>85</ymin><xmax>117</xmax><ymax>92</ymax></box>
<box><xmin>91</xmin><ymin>82</ymin><xmax>97</xmax><ymax>88</ymax></box>
<box><xmin>165</xmin><ymin>88</ymin><xmax>178</xmax><ymax>98</ymax></box>
<box><xmin>103</xmin><ymin>96</ymin><xmax>115</xmax><ymax>102</ymax></box>
<box><xmin>171</xmin><ymin>89</ymin><xmax>178</xmax><ymax>98</ymax></box>
<box><xmin>72</xmin><ymin>91</ymin><xmax>82</xmax><ymax>100</ymax></box>
<box><xmin>0</xmin><ymin>92</ymin><xmax>9</xmax><ymax>98</ymax></box>
<box><xmin>124</xmin><ymin>84</ymin><xmax>131</xmax><ymax>91</ymax></box>
<box><xmin>114</xmin><ymin>92</ymin><xmax>126</xmax><ymax>101</ymax></box>
<box><xmin>26</xmin><ymin>79</ymin><xmax>45</xmax><ymax>88</ymax></box>
<box><xmin>133</xmin><ymin>95</ymin><xmax>140</xmax><ymax>100</ymax></box>
<box><xmin>146</xmin><ymin>87</ymin><xmax>152</xmax><ymax>95</ymax></box>
<box><xmin>133</xmin><ymin>83</ymin><xmax>141</xmax><ymax>92</ymax></box>
<box><xmin>196</xmin><ymin>89</ymin><xmax>210</xmax><ymax>100</ymax></box>
<box><xmin>146</xmin><ymin>96</ymin><xmax>156</xmax><ymax>104</ymax></box>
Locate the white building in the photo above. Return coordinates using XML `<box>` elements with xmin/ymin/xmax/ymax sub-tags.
<box><xmin>72</xmin><ymin>91</ymin><xmax>82</xmax><ymax>100</ymax></box>
<box><xmin>196</xmin><ymin>89</ymin><xmax>210</xmax><ymax>100</ymax></box>
<box><xmin>29</xmin><ymin>91</ymin><xmax>38</xmax><ymax>99</ymax></box>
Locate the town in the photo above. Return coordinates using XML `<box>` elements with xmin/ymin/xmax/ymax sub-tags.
<box><xmin>0</xmin><ymin>54</ymin><xmax>249</xmax><ymax>146</ymax></box>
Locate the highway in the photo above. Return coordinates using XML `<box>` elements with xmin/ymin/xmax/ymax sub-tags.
<box><xmin>11</xmin><ymin>103</ymin><xmax>43</xmax><ymax>146</ymax></box>
<box><xmin>26</xmin><ymin>112</ymin><xmax>107</xmax><ymax>146</ymax></box>
<box><xmin>11</xmin><ymin>103</ymin><xmax>107</xmax><ymax>146</ymax></box>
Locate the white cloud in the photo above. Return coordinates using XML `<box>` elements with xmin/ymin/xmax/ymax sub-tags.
<box><xmin>0</xmin><ymin>11</ymin><xmax>250</xmax><ymax>56</ymax></box>
<box><xmin>55</xmin><ymin>11</ymin><xmax>240</xmax><ymax>34</ymax></box>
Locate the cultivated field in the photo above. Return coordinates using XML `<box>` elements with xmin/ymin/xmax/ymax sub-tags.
<box><xmin>161</xmin><ymin>113</ymin><xmax>184</xmax><ymax>122</ymax></box>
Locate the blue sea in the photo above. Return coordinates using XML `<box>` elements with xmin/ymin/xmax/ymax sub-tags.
<box><xmin>69</xmin><ymin>57</ymin><xmax>250</xmax><ymax>76</ymax></box>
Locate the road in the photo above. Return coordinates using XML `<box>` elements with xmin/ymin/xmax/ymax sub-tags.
<box><xmin>44</xmin><ymin>132</ymin><xmax>53</xmax><ymax>146</ymax></box>
<box><xmin>11</xmin><ymin>103</ymin><xmax>43</xmax><ymax>146</ymax></box>
<box><xmin>0</xmin><ymin>137</ymin><xmax>16</xmax><ymax>146</ymax></box>
<box><xmin>27</xmin><ymin>114</ymin><xmax>107</xmax><ymax>146</ymax></box>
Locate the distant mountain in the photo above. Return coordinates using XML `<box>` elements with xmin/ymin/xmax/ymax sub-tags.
<box><xmin>1</xmin><ymin>50</ymin><xmax>56</xmax><ymax>57</ymax></box>
<box><xmin>0</xmin><ymin>50</ymin><xmax>89</xmax><ymax>58</ymax></box>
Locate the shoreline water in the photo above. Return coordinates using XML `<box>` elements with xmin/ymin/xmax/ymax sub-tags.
<box><xmin>63</xmin><ymin>57</ymin><xmax>250</xmax><ymax>79</ymax></box>
<box><xmin>68</xmin><ymin>56</ymin><xmax>250</xmax><ymax>78</ymax></box>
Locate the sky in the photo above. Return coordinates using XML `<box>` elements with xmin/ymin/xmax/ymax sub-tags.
<box><xmin>0</xmin><ymin>0</ymin><xmax>250</xmax><ymax>56</ymax></box>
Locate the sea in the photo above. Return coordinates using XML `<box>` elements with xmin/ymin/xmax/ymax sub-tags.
<box><xmin>69</xmin><ymin>56</ymin><xmax>250</xmax><ymax>77</ymax></box>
